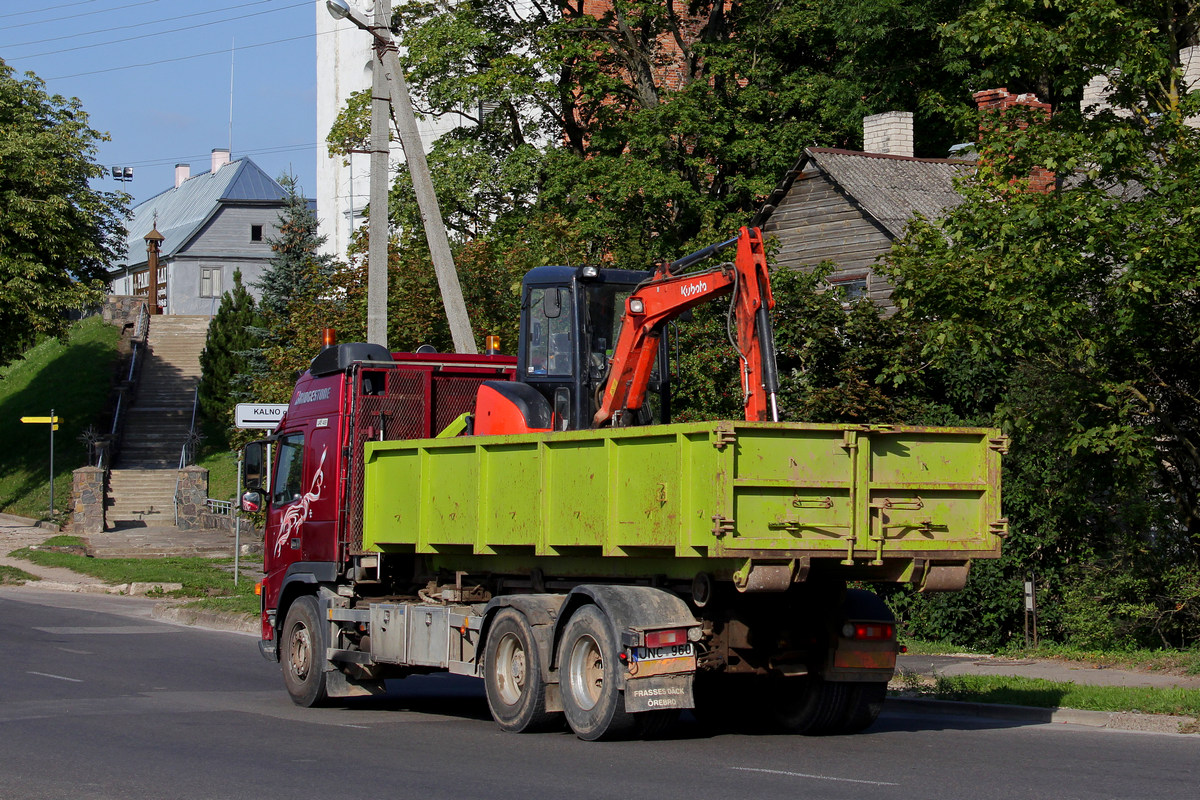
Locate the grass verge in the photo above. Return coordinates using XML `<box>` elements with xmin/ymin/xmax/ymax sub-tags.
<box><xmin>0</xmin><ymin>564</ymin><xmax>38</xmax><ymax>585</ymax></box>
<box><xmin>896</xmin><ymin>673</ymin><xmax>1200</xmax><ymax>718</ymax></box>
<box><xmin>8</xmin><ymin>543</ymin><xmax>258</xmax><ymax>614</ymax></box>
<box><xmin>0</xmin><ymin>316</ymin><xmax>122</xmax><ymax>521</ymax></box>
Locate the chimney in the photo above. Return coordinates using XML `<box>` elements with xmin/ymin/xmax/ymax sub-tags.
<box><xmin>973</xmin><ymin>88</ymin><xmax>1054</xmax><ymax>193</ymax></box>
<box><xmin>211</xmin><ymin>148</ymin><xmax>231</xmax><ymax>173</ymax></box>
<box><xmin>862</xmin><ymin>111</ymin><xmax>913</xmax><ymax>157</ymax></box>
<box><xmin>174</xmin><ymin>163</ymin><xmax>190</xmax><ymax>188</ymax></box>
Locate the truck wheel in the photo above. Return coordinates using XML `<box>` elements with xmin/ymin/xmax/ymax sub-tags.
<box><xmin>558</xmin><ymin>605</ymin><xmax>635</xmax><ymax>741</ymax></box>
<box><xmin>771</xmin><ymin>675</ymin><xmax>847</xmax><ymax>735</ymax></box>
<box><xmin>483</xmin><ymin>609</ymin><xmax>559</xmax><ymax>732</ymax></box>
<box><xmin>281</xmin><ymin>595</ymin><xmax>329</xmax><ymax>707</ymax></box>
<box><xmin>831</xmin><ymin>681</ymin><xmax>887</xmax><ymax>734</ymax></box>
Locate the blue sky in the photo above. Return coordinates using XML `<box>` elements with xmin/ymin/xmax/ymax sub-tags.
<box><xmin>2</xmin><ymin>0</ymin><xmax>321</xmax><ymax>207</ymax></box>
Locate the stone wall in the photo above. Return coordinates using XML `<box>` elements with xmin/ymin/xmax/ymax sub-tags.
<box><xmin>102</xmin><ymin>295</ymin><xmax>146</xmax><ymax>329</ymax></box>
<box><xmin>71</xmin><ymin>467</ymin><xmax>106</xmax><ymax>534</ymax></box>
<box><xmin>174</xmin><ymin>466</ymin><xmax>209</xmax><ymax>531</ymax></box>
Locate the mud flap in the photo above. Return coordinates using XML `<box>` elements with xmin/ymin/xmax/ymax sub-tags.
<box><xmin>623</xmin><ymin>673</ymin><xmax>694</xmax><ymax>713</ymax></box>
<box><xmin>325</xmin><ymin>668</ymin><xmax>386</xmax><ymax>699</ymax></box>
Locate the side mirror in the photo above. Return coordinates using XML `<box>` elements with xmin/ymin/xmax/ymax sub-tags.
<box><xmin>241</xmin><ymin>490</ymin><xmax>263</xmax><ymax>513</ymax></box>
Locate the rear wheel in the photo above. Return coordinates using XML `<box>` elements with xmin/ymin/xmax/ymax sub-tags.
<box><xmin>771</xmin><ymin>675</ymin><xmax>848</xmax><ymax>735</ymax></box>
<box><xmin>281</xmin><ymin>595</ymin><xmax>329</xmax><ymax>707</ymax></box>
<box><xmin>484</xmin><ymin>609</ymin><xmax>559</xmax><ymax>732</ymax></box>
<box><xmin>831</xmin><ymin>681</ymin><xmax>888</xmax><ymax>734</ymax></box>
<box><xmin>558</xmin><ymin>605</ymin><xmax>636</xmax><ymax>741</ymax></box>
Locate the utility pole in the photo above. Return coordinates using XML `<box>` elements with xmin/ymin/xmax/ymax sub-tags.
<box><xmin>327</xmin><ymin>0</ymin><xmax>477</xmax><ymax>354</ymax></box>
<box><xmin>367</xmin><ymin>0</ymin><xmax>390</xmax><ymax>347</ymax></box>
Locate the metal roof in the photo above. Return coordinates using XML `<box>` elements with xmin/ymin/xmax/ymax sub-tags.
<box><xmin>115</xmin><ymin>158</ymin><xmax>289</xmax><ymax>269</ymax></box>
<box><xmin>756</xmin><ymin>147</ymin><xmax>973</xmax><ymax>239</ymax></box>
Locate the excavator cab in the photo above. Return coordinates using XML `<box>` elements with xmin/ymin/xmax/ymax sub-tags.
<box><xmin>516</xmin><ymin>266</ymin><xmax>670</xmax><ymax>431</ymax></box>
<box><xmin>474</xmin><ymin>266</ymin><xmax>671</xmax><ymax>435</ymax></box>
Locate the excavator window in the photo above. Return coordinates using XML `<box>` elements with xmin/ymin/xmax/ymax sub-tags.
<box><xmin>526</xmin><ymin>287</ymin><xmax>573</xmax><ymax>377</ymax></box>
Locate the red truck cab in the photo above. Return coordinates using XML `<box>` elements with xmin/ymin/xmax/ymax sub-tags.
<box><xmin>246</xmin><ymin>342</ymin><xmax>516</xmax><ymax>658</ymax></box>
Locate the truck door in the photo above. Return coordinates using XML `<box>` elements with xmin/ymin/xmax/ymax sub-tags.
<box><xmin>264</xmin><ymin>432</ymin><xmax>309</xmax><ymax>573</ymax></box>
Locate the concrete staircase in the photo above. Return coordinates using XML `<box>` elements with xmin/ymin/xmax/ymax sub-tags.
<box><xmin>108</xmin><ymin>315</ymin><xmax>210</xmax><ymax>530</ymax></box>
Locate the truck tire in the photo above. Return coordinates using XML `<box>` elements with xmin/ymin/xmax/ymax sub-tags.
<box><xmin>281</xmin><ymin>594</ymin><xmax>329</xmax><ymax>707</ymax></box>
<box><xmin>831</xmin><ymin>681</ymin><xmax>888</xmax><ymax>734</ymax></box>
<box><xmin>558</xmin><ymin>605</ymin><xmax>635</xmax><ymax>741</ymax></box>
<box><xmin>771</xmin><ymin>675</ymin><xmax>848</xmax><ymax>735</ymax></box>
<box><xmin>483</xmin><ymin>609</ymin><xmax>559</xmax><ymax>733</ymax></box>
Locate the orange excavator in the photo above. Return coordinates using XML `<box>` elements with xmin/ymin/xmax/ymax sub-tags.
<box><xmin>472</xmin><ymin>226</ymin><xmax>780</xmax><ymax>435</ymax></box>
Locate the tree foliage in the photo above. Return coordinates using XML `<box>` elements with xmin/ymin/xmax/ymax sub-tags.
<box><xmin>881</xmin><ymin>1</ymin><xmax>1200</xmax><ymax>649</ymax></box>
<box><xmin>247</xmin><ymin>175</ymin><xmax>351</xmax><ymax>404</ymax></box>
<box><xmin>0</xmin><ymin>60</ymin><xmax>127</xmax><ymax>367</ymax></box>
<box><xmin>198</xmin><ymin>269</ymin><xmax>258</xmax><ymax>445</ymax></box>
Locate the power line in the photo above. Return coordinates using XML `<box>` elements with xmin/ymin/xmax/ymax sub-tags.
<box><xmin>2</xmin><ymin>1</ymin><xmax>159</xmax><ymax>28</ymax></box>
<box><xmin>46</xmin><ymin>30</ymin><xmax>329</xmax><ymax>80</ymax></box>
<box><xmin>117</xmin><ymin>142</ymin><xmax>320</xmax><ymax>170</ymax></box>
<box><xmin>15</xmin><ymin>1</ymin><xmax>310</xmax><ymax>60</ymax></box>
<box><xmin>1</xmin><ymin>0</ymin><xmax>286</xmax><ymax>50</ymax></box>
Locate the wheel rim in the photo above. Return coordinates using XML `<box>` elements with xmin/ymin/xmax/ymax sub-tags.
<box><xmin>494</xmin><ymin>631</ymin><xmax>527</xmax><ymax>706</ymax></box>
<box><xmin>567</xmin><ymin>633</ymin><xmax>604</xmax><ymax>712</ymax></box>
<box><xmin>289</xmin><ymin>623</ymin><xmax>312</xmax><ymax>681</ymax></box>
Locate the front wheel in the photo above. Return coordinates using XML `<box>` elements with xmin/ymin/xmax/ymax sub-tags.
<box><xmin>558</xmin><ymin>605</ymin><xmax>635</xmax><ymax>741</ymax></box>
<box><xmin>281</xmin><ymin>595</ymin><xmax>329</xmax><ymax>707</ymax></box>
<box><xmin>483</xmin><ymin>609</ymin><xmax>560</xmax><ymax>732</ymax></box>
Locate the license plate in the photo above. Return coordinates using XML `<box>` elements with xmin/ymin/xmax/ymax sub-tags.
<box><xmin>632</xmin><ymin>642</ymin><xmax>695</xmax><ymax>661</ymax></box>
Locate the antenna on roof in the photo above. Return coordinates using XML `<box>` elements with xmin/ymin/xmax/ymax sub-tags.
<box><xmin>228</xmin><ymin>36</ymin><xmax>235</xmax><ymax>156</ymax></box>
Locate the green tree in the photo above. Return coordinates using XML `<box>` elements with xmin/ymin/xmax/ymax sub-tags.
<box><xmin>198</xmin><ymin>269</ymin><xmax>258</xmax><ymax>445</ymax></box>
<box><xmin>881</xmin><ymin>1</ymin><xmax>1200</xmax><ymax>649</ymax></box>
<box><xmin>243</xmin><ymin>175</ymin><xmax>354</xmax><ymax>404</ymax></box>
<box><xmin>0</xmin><ymin>60</ymin><xmax>127</xmax><ymax>367</ymax></box>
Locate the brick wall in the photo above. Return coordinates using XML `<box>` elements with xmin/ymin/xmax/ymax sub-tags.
<box><xmin>973</xmin><ymin>87</ymin><xmax>1054</xmax><ymax>193</ymax></box>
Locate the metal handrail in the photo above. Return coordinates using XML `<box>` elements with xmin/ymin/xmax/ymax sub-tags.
<box><xmin>107</xmin><ymin>302</ymin><xmax>151</xmax><ymax>464</ymax></box>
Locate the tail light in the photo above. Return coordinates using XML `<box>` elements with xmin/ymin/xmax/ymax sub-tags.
<box><xmin>842</xmin><ymin>622</ymin><xmax>895</xmax><ymax>641</ymax></box>
<box><xmin>644</xmin><ymin>628</ymin><xmax>688</xmax><ymax>648</ymax></box>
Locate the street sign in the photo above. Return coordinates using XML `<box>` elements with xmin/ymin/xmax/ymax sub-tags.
<box><xmin>21</xmin><ymin>416</ymin><xmax>59</xmax><ymax>424</ymax></box>
<box><xmin>235</xmin><ymin>403</ymin><xmax>288</xmax><ymax>429</ymax></box>
<box><xmin>21</xmin><ymin>411</ymin><xmax>59</xmax><ymax>512</ymax></box>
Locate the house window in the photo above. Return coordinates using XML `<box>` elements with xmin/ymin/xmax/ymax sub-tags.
<box><xmin>829</xmin><ymin>274</ymin><xmax>869</xmax><ymax>304</ymax></box>
<box><xmin>251</xmin><ymin>224</ymin><xmax>264</xmax><ymax>242</ymax></box>
<box><xmin>200</xmin><ymin>268</ymin><xmax>223</xmax><ymax>298</ymax></box>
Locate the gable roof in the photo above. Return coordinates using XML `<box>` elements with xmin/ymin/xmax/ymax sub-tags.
<box><xmin>115</xmin><ymin>158</ymin><xmax>288</xmax><ymax>270</ymax></box>
<box><xmin>755</xmin><ymin>147</ymin><xmax>973</xmax><ymax>239</ymax></box>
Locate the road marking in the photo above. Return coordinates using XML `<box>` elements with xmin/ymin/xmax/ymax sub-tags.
<box><xmin>27</xmin><ymin>671</ymin><xmax>83</xmax><ymax>683</ymax></box>
<box><xmin>57</xmin><ymin>647</ymin><xmax>93</xmax><ymax>655</ymax></box>
<box><xmin>35</xmin><ymin>626</ymin><xmax>177</xmax><ymax>635</ymax></box>
<box><xmin>731</xmin><ymin>767</ymin><xmax>899</xmax><ymax>787</ymax></box>
<box><xmin>339</xmin><ymin>724</ymin><xmax>370</xmax><ymax>729</ymax></box>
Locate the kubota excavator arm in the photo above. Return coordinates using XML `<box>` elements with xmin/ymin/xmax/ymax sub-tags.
<box><xmin>592</xmin><ymin>226</ymin><xmax>781</xmax><ymax>427</ymax></box>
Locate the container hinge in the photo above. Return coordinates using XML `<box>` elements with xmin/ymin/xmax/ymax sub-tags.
<box><xmin>711</xmin><ymin>515</ymin><xmax>735</xmax><ymax>538</ymax></box>
<box><xmin>712</xmin><ymin>426</ymin><xmax>737</xmax><ymax>450</ymax></box>
<box><xmin>988</xmin><ymin>435</ymin><xmax>1011</xmax><ymax>454</ymax></box>
<box><xmin>989</xmin><ymin>517</ymin><xmax>1010</xmax><ymax>537</ymax></box>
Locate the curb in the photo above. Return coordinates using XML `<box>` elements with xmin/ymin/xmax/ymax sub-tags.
<box><xmin>152</xmin><ymin>602</ymin><xmax>258</xmax><ymax>635</ymax></box>
<box><xmin>0</xmin><ymin>512</ymin><xmax>61</xmax><ymax>533</ymax></box>
<box><xmin>886</xmin><ymin>696</ymin><xmax>1197</xmax><ymax>735</ymax></box>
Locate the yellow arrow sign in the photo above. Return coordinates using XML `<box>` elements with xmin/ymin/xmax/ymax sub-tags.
<box><xmin>21</xmin><ymin>416</ymin><xmax>60</xmax><ymax>424</ymax></box>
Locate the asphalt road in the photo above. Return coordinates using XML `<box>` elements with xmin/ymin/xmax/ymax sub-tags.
<box><xmin>2</xmin><ymin>587</ymin><xmax>1197</xmax><ymax>800</ymax></box>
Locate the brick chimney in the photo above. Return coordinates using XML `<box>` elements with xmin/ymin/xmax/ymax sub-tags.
<box><xmin>973</xmin><ymin>88</ymin><xmax>1054</xmax><ymax>192</ymax></box>
<box><xmin>863</xmin><ymin>111</ymin><xmax>914</xmax><ymax>157</ymax></box>
<box><xmin>174</xmin><ymin>163</ymin><xmax>190</xmax><ymax>188</ymax></box>
<box><xmin>211</xmin><ymin>148</ymin><xmax>231</xmax><ymax>173</ymax></box>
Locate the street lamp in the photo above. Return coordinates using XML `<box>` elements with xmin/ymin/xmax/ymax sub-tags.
<box><xmin>325</xmin><ymin>0</ymin><xmax>477</xmax><ymax>354</ymax></box>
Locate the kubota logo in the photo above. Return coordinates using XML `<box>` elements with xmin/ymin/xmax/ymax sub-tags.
<box><xmin>680</xmin><ymin>280</ymin><xmax>708</xmax><ymax>298</ymax></box>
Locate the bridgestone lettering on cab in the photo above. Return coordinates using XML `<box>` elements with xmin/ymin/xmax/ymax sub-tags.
<box><xmin>294</xmin><ymin>387</ymin><xmax>332</xmax><ymax>405</ymax></box>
